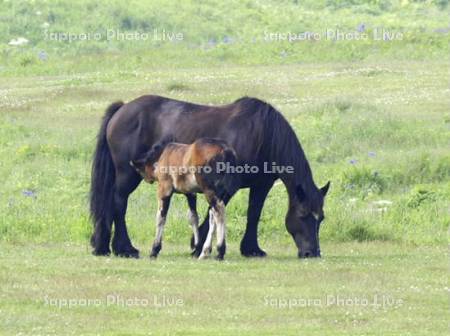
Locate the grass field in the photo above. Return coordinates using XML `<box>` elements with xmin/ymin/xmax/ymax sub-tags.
<box><xmin>0</xmin><ymin>242</ymin><xmax>447</xmax><ymax>335</ymax></box>
<box><xmin>1</xmin><ymin>0</ymin><xmax>449</xmax><ymax>335</ymax></box>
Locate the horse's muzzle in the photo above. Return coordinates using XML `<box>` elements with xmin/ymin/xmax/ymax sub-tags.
<box><xmin>298</xmin><ymin>249</ymin><xmax>321</xmax><ymax>258</ymax></box>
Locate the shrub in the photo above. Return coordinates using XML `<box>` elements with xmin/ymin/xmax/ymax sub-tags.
<box><xmin>166</xmin><ymin>82</ymin><xmax>191</xmax><ymax>92</ymax></box>
<box><xmin>341</xmin><ymin>165</ymin><xmax>386</xmax><ymax>196</ymax></box>
<box><xmin>406</xmin><ymin>186</ymin><xmax>437</xmax><ymax>209</ymax></box>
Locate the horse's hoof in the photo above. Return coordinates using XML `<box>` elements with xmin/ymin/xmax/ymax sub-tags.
<box><xmin>241</xmin><ymin>248</ymin><xmax>267</xmax><ymax>258</ymax></box>
<box><xmin>114</xmin><ymin>247</ymin><xmax>140</xmax><ymax>258</ymax></box>
<box><xmin>215</xmin><ymin>255</ymin><xmax>224</xmax><ymax>261</ymax></box>
<box><xmin>92</xmin><ymin>248</ymin><xmax>111</xmax><ymax>256</ymax></box>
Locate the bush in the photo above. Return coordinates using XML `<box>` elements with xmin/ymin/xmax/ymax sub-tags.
<box><xmin>340</xmin><ymin>166</ymin><xmax>386</xmax><ymax>196</ymax></box>
<box><xmin>346</xmin><ymin>224</ymin><xmax>391</xmax><ymax>242</ymax></box>
<box><xmin>406</xmin><ymin>185</ymin><xmax>438</xmax><ymax>209</ymax></box>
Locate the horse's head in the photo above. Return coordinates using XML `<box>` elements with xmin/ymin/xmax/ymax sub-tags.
<box><xmin>285</xmin><ymin>181</ymin><xmax>330</xmax><ymax>258</ymax></box>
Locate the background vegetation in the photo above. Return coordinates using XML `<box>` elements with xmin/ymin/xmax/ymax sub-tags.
<box><xmin>0</xmin><ymin>0</ymin><xmax>449</xmax><ymax>74</ymax></box>
<box><xmin>1</xmin><ymin>0</ymin><xmax>448</xmax><ymax>246</ymax></box>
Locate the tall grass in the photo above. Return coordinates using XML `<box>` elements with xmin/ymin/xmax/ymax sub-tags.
<box><xmin>0</xmin><ymin>0</ymin><xmax>449</xmax><ymax>76</ymax></box>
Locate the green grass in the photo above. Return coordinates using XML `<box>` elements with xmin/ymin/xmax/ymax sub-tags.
<box><xmin>1</xmin><ymin>62</ymin><xmax>448</xmax><ymax>246</ymax></box>
<box><xmin>0</xmin><ymin>242</ymin><xmax>447</xmax><ymax>335</ymax></box>
<box><xmin>0</xmin><ymin>61</ymin><xmax>448</xmax><ymax>334</ymax></box>
<box><xmin>0</xmin><ymin>1</ymin><xmax>449</xmax><ymax>334</ymax></box>
<box><xmin>1</xmin><ymin>0</ymin><xmax>449</xmax><ymax>75</ymax></box>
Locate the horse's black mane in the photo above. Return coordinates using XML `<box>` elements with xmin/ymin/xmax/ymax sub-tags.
<box><xmin>234</xmin><ymin>97</ymin><xmax>320</xmax><ymax>202</ymax></box>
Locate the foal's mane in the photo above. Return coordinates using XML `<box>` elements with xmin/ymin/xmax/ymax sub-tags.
<box><xmin>140</xmin><ymin>136</ymin><xmax>175</xmax><ymax>165</ymax></box>
<box><xmin>233</xmin><ymin>97</ymin><xmax>320</xmax><ymax>203</ymax></box>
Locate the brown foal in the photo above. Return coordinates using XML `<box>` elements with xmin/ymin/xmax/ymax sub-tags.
<box><xmin>131</xmin><ymin>138</ymin><xmax>237</xmax><ymax>260</ymax></box>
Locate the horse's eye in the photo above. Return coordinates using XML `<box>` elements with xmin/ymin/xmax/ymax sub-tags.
<box><xmin>313</xmin><ymin>213</ymin><xmax>324</xmax><ymax>223</ymax></box>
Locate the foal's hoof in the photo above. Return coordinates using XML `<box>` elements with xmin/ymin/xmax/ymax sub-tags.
<box><xmin>149</xmin><ymin>248</ymin><xmax>160</xmax><ymax>259</ymax></box>
<box><xmin>215</xmin><ymin>255</ymin><xmax>225</xmax><ymax>261</ymax></box>
<box><xmin>150</xmin><ymin>244</ymin><xmax>161</xmax><ymax>259</ymax></box>
<box><xmin>191</xmin><ymin>244</ymin><xmax>203</xmax><ymax>258</ymax></box>
<box><xmin>198</xmin><ymin>247</ymin><xmax>212</xmax><ymax>260</ymax></box>
<box><xmin>198</xmin><ymin>253</ymin><xmax>208</xmax><ymax>260</ymax></box>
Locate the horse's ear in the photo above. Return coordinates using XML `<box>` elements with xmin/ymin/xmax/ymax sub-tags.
<box><xmin>320</xmin><ymin>181</ymin><xmax>331</xmax><ymax>197</ymax></box>
<box><xmin>296</xmin><ymin>184</ymin><xmax>307</xmax><ymax>202</ymax></box>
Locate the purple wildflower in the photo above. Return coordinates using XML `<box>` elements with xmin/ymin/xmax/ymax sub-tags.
<box><xmin>38</xmin><ymin>51</ymin><xmax>48</xmax><ymax>61</ymax></box>
<box><xmin>22</xmin><ymin>190</ymin><xmax>37</xmax><ymax>198</ymax></box>
<box><xmin>223</xmin><ymin>36</ymin><xmax>233</xmax><ymax>44</ymax></box>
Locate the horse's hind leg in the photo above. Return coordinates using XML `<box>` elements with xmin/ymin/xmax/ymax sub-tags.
<box><xmin>111</xmin><ymin>169</ymin><xmax>141</xmax><ymax>258</ymax></box>
<box><xmin>186</xmin><ymin>194</ymin><xmax>200</xmax><ymax>255</ymax></box>
<box><xmin>150</xmin><ymin>189</ymin><xmax>172</xmax><ymax>258</ymax></box>
<box><xmin>214</xmin><ymin>200</ymin><xmax>226</xmax><ymax>260</ymax></box>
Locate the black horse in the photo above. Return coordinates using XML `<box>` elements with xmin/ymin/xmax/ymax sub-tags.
<box><xmin>90</xmin><ymin>95</ymin><xmax>330</xmax><ymax>258</ymax></box>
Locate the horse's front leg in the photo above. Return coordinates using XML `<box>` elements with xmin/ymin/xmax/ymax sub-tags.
<box><xmin>150</xmin><ymin>188</ymin><xmax>172</xmax><ymax>258</ymax></box>
<box><xmin>240</xmin><ymin>179</ymin><xmax>275</xmax><ymax>257</ymax></box>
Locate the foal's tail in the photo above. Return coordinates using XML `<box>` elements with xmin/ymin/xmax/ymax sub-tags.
<box><xmin>89</xmin><ymin>101</ymin><xmax>124</xmax><ymax>248</ymax></box>
<box><xmin>204</xmin><ymin>147</ymin><xmax>240</xmax><ymax>200</ymax></box>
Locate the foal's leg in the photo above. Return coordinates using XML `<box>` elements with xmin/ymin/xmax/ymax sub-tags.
<box><xmin>191</xmin><ymin>192</ymin><xmax>234</xmax><ymax>256</ymax></box>
<box><xmin>199</xmin><ymin>206</ymin><xmax>216</xmax><ymax>260</ymax></box>
<box><xmin>186</xmin><ymin>194</ymin><xmax>200</xmax><ymax>253</ymax></box>
<box><xmin>150</xmin><ymin>188</ymin><xmax>172</xmax><ymax>258</ymax></box>
<box><xmin>214</xmin><ymin>200</ymin><xmax>226</xmax><ymax>260</ymax></box>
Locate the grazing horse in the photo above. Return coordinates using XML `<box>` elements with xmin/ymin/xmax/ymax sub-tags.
<box><xmin>90</xmin><ymin>95</ymin><xmax>330</xmax><ymax>259</ymax></box>
<box><xmin>130</xmin><ymin>138</ymin><xmax>238</xmax><ymax>260</ymax></box>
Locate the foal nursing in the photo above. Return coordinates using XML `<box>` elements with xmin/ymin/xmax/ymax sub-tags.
<box><xmin>131</xmin><ymin>138</ymin><xmax>238</xmax><ymax>260</ymax></box>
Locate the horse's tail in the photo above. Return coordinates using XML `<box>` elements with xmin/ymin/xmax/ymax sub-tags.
<box><xmin>89</xmin><ymin>101</ymin><xmax>124</xmax><ymax>248</ymax></box>
<box><xmin>203</xmin><ymin>147</ymin><xmax>240</xmax><ymax>200</ymax></box>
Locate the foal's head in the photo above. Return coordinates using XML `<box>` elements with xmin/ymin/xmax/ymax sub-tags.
<box><xmin>130</xmin><ymin>141</ymin><xmax>170</xmax><ymax>183</ymax></box>
<box><xmin>130</xmin><ymin>156</ymin><xmax>157</xmax><ymax>183</ymax></box>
